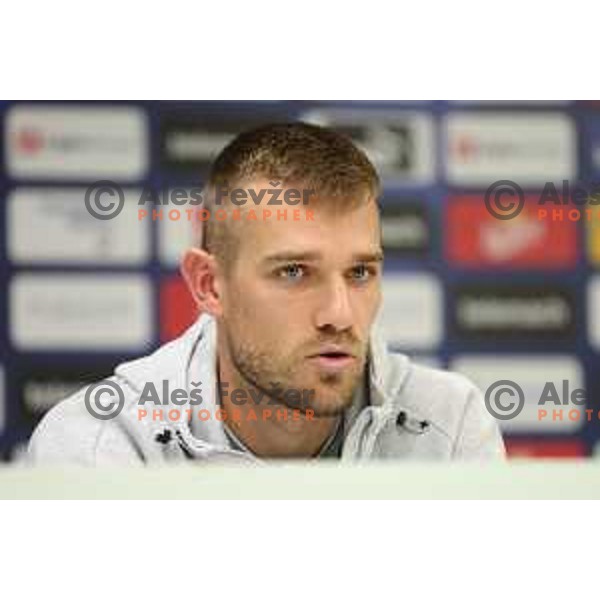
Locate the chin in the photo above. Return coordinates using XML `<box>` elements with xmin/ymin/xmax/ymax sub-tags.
<box><xmin>309</xmin><ymin>382</ymin><xmax>359</xmax><ymax>413</ymax></box>
<box><xmin>302</xmin><ymin>398</ymin><xmax>352</xmax><ymax>418</ymax></box>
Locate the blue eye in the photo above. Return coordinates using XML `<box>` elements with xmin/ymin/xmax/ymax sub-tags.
<box><xmin>279</xmin><ymin>264</ymin><xmax>305</xmax><ymax>280</ymax></box>
<box><xmin>351</xmin><ymin>264</ymin><xmax>376</xmax><ymax>282</ymax></box>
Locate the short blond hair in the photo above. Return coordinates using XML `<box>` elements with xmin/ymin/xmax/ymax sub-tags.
<box><xmin>200</xmin><ymin>122</ymin><xmax>380</xmax><ymax>268</ymax></box>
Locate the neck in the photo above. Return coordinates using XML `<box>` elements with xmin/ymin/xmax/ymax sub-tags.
<box><xmin>217</xmin><ymin>351</ymin><xmax>339</xmax><ymax>459</ymax></box>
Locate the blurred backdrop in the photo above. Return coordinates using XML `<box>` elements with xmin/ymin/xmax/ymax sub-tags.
<box><xmin>1</xmin><ymin>100</ymin><xmax>599</xmax><ymax>461</ymax></box>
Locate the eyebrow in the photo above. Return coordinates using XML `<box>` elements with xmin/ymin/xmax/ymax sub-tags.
<box><xmin>263</xmin><ymin>250</ymin><xmax>384</xmax><ymax>264</ymax></box>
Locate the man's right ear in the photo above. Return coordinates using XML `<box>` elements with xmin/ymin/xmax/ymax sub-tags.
<box><xmin>180</xmin><ymin>248</ymin><xmax>223</xmax><ymax>317</ymax></box>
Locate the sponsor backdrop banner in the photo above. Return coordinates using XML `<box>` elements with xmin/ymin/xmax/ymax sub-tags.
<box><xmin>1</xmin><ymin>100</ymin><xmax>599</xmax><ymax>460</ymax></box>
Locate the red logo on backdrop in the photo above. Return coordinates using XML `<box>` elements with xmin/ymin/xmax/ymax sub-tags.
<box><xmin>160</xmin><ymin>275</ymin><xmax>198</xmax><ymax>342</ymax></box>
<box><xmin>453</xmin><ymin>136</ymin><xmax>478</xmax><ymax>161</ymax></box>
<box><xmin>445</xmin><ymin>195</ymin><xmax>578</xmax><ymax>268</ymax></box>
<box><xmin>14</xmin><ymin>128</ymin><xmax>44</xmax><ymax>154</ymax></box>
<box><xmin>505</xmin><ymin>439</ymin><xmax>585</xmax><ymax>458</ymax></box>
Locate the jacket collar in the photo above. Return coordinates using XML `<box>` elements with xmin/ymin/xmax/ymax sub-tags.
<box><xmin>115</xmin><ymin>314</ymin><xmax>417</xmax><ymax>456</ymax></box>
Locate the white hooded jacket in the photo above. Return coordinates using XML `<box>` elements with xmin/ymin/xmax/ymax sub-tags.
<box><xmin>27</xmin><ymin>314</ymin><xmax>505</xmax><ymax>465</ymax></box>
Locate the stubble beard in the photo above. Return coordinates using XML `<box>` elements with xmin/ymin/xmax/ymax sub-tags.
<box><xmin>222</xmin><ymin>323</ymin><xmax>366</xmax><ymax>418</ymax></box>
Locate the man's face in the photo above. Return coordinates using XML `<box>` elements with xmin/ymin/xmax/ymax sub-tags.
<box><xmin>215</xmin><ymin>182</ymin><xmax>383</xmax><ymax>417</ymax></box>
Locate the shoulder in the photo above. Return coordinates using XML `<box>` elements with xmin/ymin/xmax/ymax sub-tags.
<box><xmin>26</xmin><ymin>378</ymin><xmax>146</xmax><ymax>466</ymax></box>
<box><xmin>26</xmin><ymin>317</ymin><xmax>211</xmax><ymax>466</ymax></box>
<box><xmin>383</xmin><ymin>355</ymin><xmax>505</xmax><ymax>458</ymax></box>
<box><xmin>395</xmin><ymin>360</ymin><xmax>479</xmax><ymax>429</ymax></box>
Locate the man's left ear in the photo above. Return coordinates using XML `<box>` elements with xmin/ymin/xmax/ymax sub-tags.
<box><xmin>180</xmin><ymin>248</ymin><xmax>223</xmax><ymax>317</ymax></box>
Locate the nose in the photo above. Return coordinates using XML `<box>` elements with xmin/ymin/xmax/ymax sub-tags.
<box><xmin>313</xmin><ymin>276</ymin><xmax>354</xmax><ymax>333</ymax></box>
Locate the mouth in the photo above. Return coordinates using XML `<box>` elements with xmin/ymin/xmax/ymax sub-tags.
<box><xmin>307</xmin><ymin>347</ymin><xmax>357</xmax><ymax>370</ymax></box>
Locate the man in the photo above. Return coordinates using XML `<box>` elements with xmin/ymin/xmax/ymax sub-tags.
<box><xmin>28</xmin><ymin>122</ymin><xmax>505</xmax><ymax>464</ymax></box>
